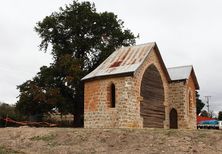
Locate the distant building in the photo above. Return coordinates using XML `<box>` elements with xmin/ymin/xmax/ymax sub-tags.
<box><xmin>82</xmin><ymin>42</ymin><xmax>199</xmax><ymax>129</ymax></box>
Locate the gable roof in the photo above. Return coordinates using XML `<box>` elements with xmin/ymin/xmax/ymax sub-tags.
<box><xmin>167</xmin><ymin>65</ymin><xmax>200</xmax><ymax>89</ymax></box>
<box><xmin>82</xmin><ymin>42</ymin><xmax>170</xmax><ymax>81</ymax></box>
<box><xmin>167</xmin><ymin>65</ymin><xmax>193</xmax><ymax>81</ymax></box>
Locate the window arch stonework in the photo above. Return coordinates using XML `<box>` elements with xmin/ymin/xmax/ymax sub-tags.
<box><xmin>107</xmin><ymin>82</ymin><xmax>116</xmax><ymax>108</ymax></box>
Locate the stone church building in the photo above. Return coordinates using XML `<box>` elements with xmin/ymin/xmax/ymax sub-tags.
<box><xmin>82</xmin><ymin>42</ymin><xmax>199</xmax><ymax>129</ymax></box>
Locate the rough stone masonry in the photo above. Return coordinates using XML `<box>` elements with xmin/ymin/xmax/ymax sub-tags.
<box><xmin>82</xmin><ymin>42</ymin><xmax>199</xmax><ymax>129</ymax></box>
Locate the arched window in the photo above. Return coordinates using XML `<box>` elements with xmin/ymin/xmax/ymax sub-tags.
<box><xmin>111</xmin><ymin>83</ymin><xmax>116</xmax><ymax>108</ymax></box>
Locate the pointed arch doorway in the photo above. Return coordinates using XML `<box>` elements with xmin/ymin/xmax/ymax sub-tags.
<box><xmin>170</xmin><ymin>108</ymin><xmax>178</xmax><ymax>129</ymax></box>
<box><xmin>140</xmin><ymin>64</ymin><xmax>165</xmax><ymax>128</ymax></box>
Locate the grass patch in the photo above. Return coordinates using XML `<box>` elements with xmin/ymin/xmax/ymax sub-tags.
<box><xmin>197</xmin><ymin>132</ymin><xmax>207</xmax><ymax>139</ymax></box>
<box><xmin>30</xmin><ymin>134</ymin><xmax>56</xmax><ymax>142</ymax></box>
<box><xmin>30</xmin><ymin>134</ymin><xmax>59</xmax><ymax>147</ymax></box>
<box><xmin>164</xmin><ymin>129</ymin><xmax>178</xmax><ymax>136</ymax></box>
<box><xmin>0</xmin><ymin>146</ymin><xmax>23</xmax><ymax>154</ymax></box>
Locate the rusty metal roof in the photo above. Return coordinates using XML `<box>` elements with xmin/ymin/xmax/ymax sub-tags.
<box><xmin>82</xmin><ymin>42</ymin><xmax>156</xmax><ymax>80</ymax></box>
<box><xmin>82</xmin><ymin>42</ymin><xmax>199</xmax><ymax>89</ymax></box>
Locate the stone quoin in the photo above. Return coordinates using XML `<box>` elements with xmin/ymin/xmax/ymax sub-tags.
<box><xmin>82</xmin><ymin>42</ymin><xmax>199</xmax><ymax>129</ymax></box>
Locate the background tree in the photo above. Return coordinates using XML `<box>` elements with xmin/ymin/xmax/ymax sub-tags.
<box><xmin>16</xmin><ymin>66</ymin><xmax>59</xmax><ymax>120</ymax></box>
<box><xmin>0</xmin><ymin>103</ymin><xmax>15</xmax><ymax>118</ymax></box>
<box><xmin>218</xmin><ymin>111</ymin><xmax>222</xmax><ymax>120</ymax></box>
<box><xmin>200</xmin><ymin>110</ymin><xmax>209</xmax><ymax>117</ymax></box>
<box><xmin>16</xmin><ymin>0</ymin><xmax>137</xmax><ymax>126</ymax></box>
<box><xmin>0</xmin><ymin>102</ymin><xmax>25</xmax><ymax>127</ymax></box>
<box><xmin>196</xmin><ymin>91</ymin><xmax>205</xmax><ymax>115</ymax></box>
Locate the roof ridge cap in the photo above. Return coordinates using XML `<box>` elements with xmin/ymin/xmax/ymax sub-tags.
<box><xmin>118</xmin><ymin>42</ymin><xmax>156</xmax><ymax>50</ymax></box>
<box><xmin>167</xmin><ymin>65</ymin><xmax>193</xmax><ymax>69</ymax></box>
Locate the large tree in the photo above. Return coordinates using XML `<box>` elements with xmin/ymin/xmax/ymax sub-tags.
<box><xmin>16</xmin><ymin>0</ymin><xmax>137</xmax><ymax>126</ymax></box>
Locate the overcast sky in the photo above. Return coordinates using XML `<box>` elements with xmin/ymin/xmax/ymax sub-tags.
<box><xmin>0</xmin><ymin>0</ymin><xmax>222</xmax><ymax>112</ymax></box>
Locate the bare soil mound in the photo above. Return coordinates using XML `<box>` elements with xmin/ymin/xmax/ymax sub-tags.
<box><xmin>0</xmin><ymin>127</ymin><xmax>221</xmax><ymax>154</ymax></box>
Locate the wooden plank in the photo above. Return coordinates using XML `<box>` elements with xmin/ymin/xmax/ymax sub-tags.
<box><xmin>140</xmin><ymin>64</ymin><xmax>165</xmax><ymax>128</ymax></box>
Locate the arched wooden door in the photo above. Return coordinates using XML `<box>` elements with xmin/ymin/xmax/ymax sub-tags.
<box><xmin>140</xmin><ymin>64</ymin><xmax>165</xmax><ymax>128</ymax></box>
<box><xmin>170</xmin><ymin>108</ymin><xmax>178</xmax><ymax>129</ymax></box>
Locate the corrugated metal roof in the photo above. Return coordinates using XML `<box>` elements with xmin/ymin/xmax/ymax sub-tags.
<box><xmin>82</xmin><ymin>42</ymin><xmax>156</xmax><ymax>80</ymax></box>
<box><xmin>168</xmin><ymin>65</ymin><xmax>200</xmax><ymax>89</ymax></box>
<box><xmin>167</xmin><ymin>65</ymin><xmax>193</xmax><ymax>81</ymax></box>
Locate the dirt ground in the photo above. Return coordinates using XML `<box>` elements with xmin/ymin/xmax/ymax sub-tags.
<box><xmin>0</xmin><ymin>127</ymin><xmax>221</xmax><ymax>154</ymax></box>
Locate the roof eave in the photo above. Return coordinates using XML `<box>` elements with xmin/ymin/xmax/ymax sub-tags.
<box><xmin>82</xmin><ymin>72</ymin><xmax>134</xmax><ymax>82</ymax></box>
<box><xmin>191</xmin><ymin>68</ymin><xmax>200</xmax><ymax>90</ymax></box>
<box><xmin>153</xmin><ymin>43</ymin><xmax>171</xmax><ymax>82</ymax></box>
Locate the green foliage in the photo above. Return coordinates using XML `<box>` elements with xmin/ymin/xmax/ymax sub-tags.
<box><xmin>0</xmin><ymin>146</ymin><xmax>22</xmax><ymax>154</ymax></box>
<box><xmin>0</xmin><ymin>102</ymin><xmax>25</xmax><ymax>127</ymax></box>
<box><xmin>0</xmin><ymin>102</ymin><xmax>24</xmax><ymax>120</ymax></box>
<box><xmin>218</xmin><ymin>111</ymin><xmax>222</xmax><ymax>120</ymax></box>
<box><xmin>16</xmin><ymin>0</ymin><xmax>137</xmax><ymax>126</ymax></box>
<box><xmin>35</xmin><ymin>0</ymin><xmax>136</xmax><ymax>70</ymax></box>
<box><xmin>0</xmin><ymin>103</ymin><xmax>15</xmax><ymax>118</ymax></box>
<box><xmin>200</xmin><ymin>110</ymin><xmax>209</xmax><ymax>117</ymax></box>
<box><xmin>196</xmin><ymin>91</ymin><xmax>205</xmax><ymax>115</ymax></box>
<box><xmin>30</xmin><ymin>134</ymin><xmax>56</xmax><ymax>142</ymax></box>
<box><xmin>16</xmin><ymin>66</ymin><xmax>64</xmax><ymax>116</ymax></box>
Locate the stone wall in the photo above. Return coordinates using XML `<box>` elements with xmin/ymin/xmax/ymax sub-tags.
<box><xmin>84</xmin><ymin>76</ymin><xmax>141</xmax><ymax>128</ymax></box>
<box><xmin>133</xmin><ymin>48</ymin><xmax>170</xmax><ymax>128</ymax></box>
<box><xmin>168</xmin><ymin>73</ymin><xmax>197</xmax><ymax>129</ymax></box>
<box><xmin>186</xmin><ymin>72</ymin><xmax>197</xmax><ymax>129</ymax></box>
<box><xmin>84</xmin><ymin>47</ymin><xmax>197</xmax><ymax>129</ymax></box>
<box><xmin>168</xmin><ymin>81</ymin><xmax>188</xmax><ymax>128</ymax></box>
<box><xmin>84</xmin><ymin>48</ymin><xmax>170</xmax><ymax>128</ymax></box>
